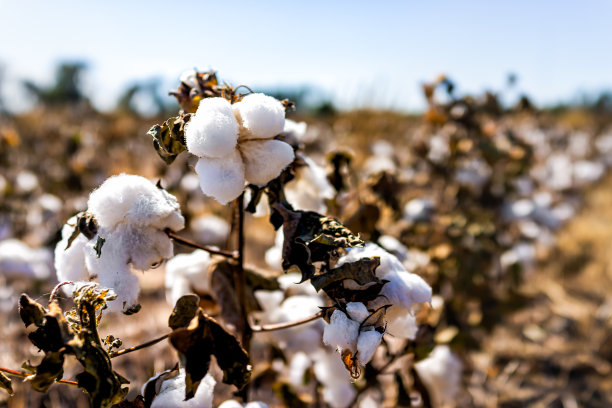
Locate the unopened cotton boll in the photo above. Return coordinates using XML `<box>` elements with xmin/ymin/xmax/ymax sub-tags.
<box><xmin>195</xmin><ymin>150</ymin><xmax>246</xmax><ymax>204</ymax></box>
<box><xmin>233</xmin><ymin>93</ymin><xmax>285</xmax><ymax>140</ymax></box>
<box><xmin>150</xmin><ymin>370</ymin><xmax>215</xmax><ymax>408</ymax></box>
<box><xmin>185</xmin><ymin>97</ymin><xmax>239</xmax><ymax>158</ymax></box>
<box><xmin>323</xmin><ymin>309</ymin><xmax>360</xmax><ymax>352</ymax></box>
<box><xmin>356</xmin><ymin>330</ymin><xmax>383</xmax><ymax>365</ymax></box>
<box><xmin>240</xmin><ymin>139</ymin><xmax>295</xmax><ymax>186</ymax></box>
<box><xmin>414</xmin><ymin>345</ymin><xmax>463</xmax><ymax>407</ymax></box>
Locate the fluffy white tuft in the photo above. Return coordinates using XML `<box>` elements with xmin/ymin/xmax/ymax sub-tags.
<box><xmin>150</xmin><ymin>370</ymin><xmax>215</xmax><ymax>408</ymax></box>
<box><xmin>323</xmin><ymin>310</ymin><xmax>360</xmax><ymax>352</ymax></box>
<box><xmin>165</xmin><ymin>249</ymin><xmax>212</xmax><ymax>305</ymax></box>
<box><xmin>285</xmin><ymin>155</ymin><xmax>335</xmax><ymax>213</ymax></box>
<box><xmin>194</xmin><ymin>150</ymin><xmax>245</xmax><ymax>204</ymax></box>
<box><xmin>240</xmin><ymin>140</ymin><xmax>295</xmax><ymax>186</ymax></box>
<box><xmin>233</xmin><ymin>93</ymin><xmax>285</xmax><ymax>139</ymax></box>
<box><xmin>356</xmin><ymin>330</ymin><xmax>383</xmax><ymax>365</ymax></box>
<box><xmin>88</xmin><ymin>174</ymin><xmax>185</xmax><ymax>232</ymax></box>
<box><xmin>346</xmin><ymin>302</ymin><xmax>370</xmax><ymax>323</ymax></box>
<box><xmin>384</xmin><ymin>305</ymin><xmax>418</xmax><ymax>339</ymax></box>
<box><xmin>414</xmin><ymin>345</ymin><xmax>463</xmax><ymax>407</ymax></box>
<box><xmin>54</xmin><ymin>219</ymin><xmax>89</xmax><ymax>284</ymax></box>
<box><xmin>0</xmin><ymin>239</ymin><xmax>53</xmax><ymax>280</ymax></box>
<box><xmin>185</xmin><ymin>98</ymin><xmax>239</xmax><ymax>158</ymax></box>
<box><xmin>190</xmin><ymin>214</ymin><xmax>230</xmax><ymax>246</ymax></box>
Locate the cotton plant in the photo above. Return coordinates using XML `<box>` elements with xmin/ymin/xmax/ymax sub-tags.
<box><xmin>54</xmin><ymin>173</ymin><xmax>185</xmax><ymax>313</ymax></box>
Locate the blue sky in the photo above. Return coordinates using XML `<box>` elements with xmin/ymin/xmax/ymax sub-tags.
<box><xmin>1</xmin><ymin>0</ymin><xmax>611</xmax><ymax>112</ymax></box>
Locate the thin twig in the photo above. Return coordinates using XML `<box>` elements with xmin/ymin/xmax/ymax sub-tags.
<box><xmin>0</xmin><ymin>367</ymin><xmax>78</xmax><ymax>387</ymax></box>
<box><xmin>48</xmin><ymin>281</ymin><xmax>75</xmax><ymax>304</ymax></box>
<box><xmin>251</xmin><ymin>311</ymin><xmax>324</xmax><ymax>332</ymax></box>
<box><xmin>233</xmin><ymin>193</ymin><xmax>252</xmax><ymax>348</ymax></box>
<box><xmin>109</xmin><ymin>333</ymin><xmax>170</xmax><ymax>358</ymax></box>
<box><xmin>166</xmin><ymin>229</ymin><xmax>237</xmax><ymax>259</ymax></box>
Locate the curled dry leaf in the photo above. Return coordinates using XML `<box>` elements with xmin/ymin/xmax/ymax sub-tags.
<box><xmin>148</xmin><ymin>113</ymin><xmax>192</xmax><ymax>164</ymax></box>
<box><xmin>169</xmin><ymin>310</ymin><xmax>251</xmax><ymax>400</ymax></box>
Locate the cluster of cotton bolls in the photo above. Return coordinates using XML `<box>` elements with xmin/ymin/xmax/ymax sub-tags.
<box><xmin>184</xmin><ymin>94</ymin><xmax>295</xmax><ymax>204</ymax></box>
<box><xmin>54</xmin><ymin>174</ymin><xmax>185</xmax><ymax>313</ymax></box>
<box><xmin>323</xmin><ymin>244</ymin><xmax>432</xmax><ymax>362</ymax></box>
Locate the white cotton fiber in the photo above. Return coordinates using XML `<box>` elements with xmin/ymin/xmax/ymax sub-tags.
<box><xmin>88</xmin><ymin>174</ymin><xmax>185</xmax><ymax>232</ymax></box>
<box><xmin>322</xmin><ymin>381</ymin><xmax>356</xmax><ymax>408</ymax></box>
<box><xmin>117</xmin><ymin>225</ymin><xmax>174</xmax><ymax>271</ymax></box>
<box><xmin>164</xmin><ymin>249</ymin><xmax>212</xmax><ymax>305</ymax></box>
<box><xmin>384</xmin><ymin>305</ymin><xmax>418</xmax><ymax>339</ymax></box>
<box><xmin>190</xmin><ymin>214</ymin><xmax>230</xmax><ymax>246</ymax></box>
<box><xmin>150</xmin><ymin>370</ymin><xmax>215</xmax><ymax>408</ymax></box>
<box><xmin>186</xmin><ymin>97</ymin><xmax>239</xmax><ymax>158</ymax></box>
<box><xmin>346</xmin><ymin>302</ymin><xmax>370</xmax><ymax>323</ymax></box>
<box><xmin>179</xmin><ymin>69</ymin><xmax>198</xmax><ymax>88</ymax></box>
<box><xmin>289</xmin><ymin>352</ymin><xmax>311</xmax><ymax>387</ymax></box>
<box><xmin>195</xmin><ymin>151</ymin><xmax>246</xmax><ymax>204</ymax></box>
<box><xmin>218</xmin><ymin>401</ymin><xmax>243</xmax><ymax>408</ymax></box>
<box><xmin>323</xmin><ymin>310</ymin><xmax>360</xmax><ymax>352</ymax></box>
<box><xmin>240</xmin><ymin>139</ymin><xmax>294</xmax><ymax>186</ymax></box>
<box><xmin>356</xmin><ymin>330</ymin><xmax>383</xmax><ymax>365</ymax></box>
<box><xmin>285</xmin><ymin>155</ymin><xmax>335</xmax><ymax>213</ymax></box>
<box><xmin>337</xmin><ymin>243</ymin><xmax>432</xmax><ymax>310</ymax></box>
<box><xmin>0</xmin><ymin>239</ymin><xmax>53</xmax><ymax>280</ymax></box>
<box><xmin>233</xmin><ymin>93</ymin><xmax>285</xmax><ymax>140</ymax></box>
<box><xmin>414</xmin><ymin>345</ymin><xmax>463</xmax><ymax>407</ymax></box>
<box><xmin>54</xmin><ymin>221</ymin><xmax>89</xmax><ymax>284</ymax></box>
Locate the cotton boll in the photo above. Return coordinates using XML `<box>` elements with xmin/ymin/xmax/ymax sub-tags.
<box><xmin>289</xmin><ymin>352</ymin><xmax>311</xmax><ymax>387</ymax></box>
<box><xmin>265</xmin><ymin>229</ymin><xmax>284</xmax><ymax>270</ymax></box>
<box><xmin>245</xmin><ymin>402</ymin><xmax>269</xmax><ymax>408</ymax></box>
<box><xmin>282</xmin><ymin>119</ymin><xmax>308</xmax><ymax>146</ymax></box>
<box><xmin>88</xmin><ymin>174</ymin><xmax>184</xmax><ymax>231</ymax></box>
<box><xmin>323</xmin><ymin>310</ymin><xmax>360</xmax><ymax>352</ymax></box>
<box><xmin>356</xmin><ymin>330</ymin><xmax>383</xmax><ymax>365</ymax></box>
<box><xmin>382</xmin><ymin>269</ymin><xmax>432</xmax><ymax>310</ymax></box>
<box><xmin>240</xmin><ymin>140</ymin><xmax>295</xmax><ymax>186</ymax></box>
<box><xmin>0</xmin><ymin>239</ymin><xmax>53</xmax><ymax>280</ymax></box>
<box><xmin>190</xmin><ymin>214</ymin><xmax>230</xmax><ymax>246</ymax></box>
<box><xmin>271</xmin><ymin>295</ymin><xmax>325</xmax><ymax>353</ymax></box>
<box><xmin>150</xmin><ymin>370</ymin><xmax>215</xmax><ymax>408</ymax></box>
<box><xmin>218</xmin><ymin>401</ymin><xmax>243</xmax><ymax>408</ymax></box>
<box><xmin>285</xmin><ymin>155</ymin><xmax>335</xmax><ymax>213</ymax></box>
<box><xmin>165</xmin><ymin>249</ymin><xmax>212</xmax><ymax>302</ymax></box>
<box><xmin>322</xmin><ymin>381</ymin><xmax>356</xmax><ymax>408</ymax></box>
<box><xmin>54</xmin><ymin>221</ymin><xmax>89</xmax><ymax>284</ymax></box>
<box><xmin>118</xmin><ymin>226</ymin><xmax>174</xmax><ymax>271</ymax></box>
<box><xmin>15</xmin><ymin>171</ymin><xmax>39</xmax><ymax>194</ymax></box>
<box><xmin>573</xmin><ymin>160</ymin><xmax>604</xmax><ymax>186</ymax></box>
<box><xmin>253</xmin><ymin>290</ymin><xmax>285</xmax><ymax>315</ymax></box>
<box><xmin>378</xmin><ymin>235</ymin><xmax>409</xmax><ymax>263</ymax></box>
<box><xmin>403</xmin><ymin>198</ymin><xmax>434</xmax><ymax>222</ymax></box>
<box><xmin>195</xmin><ymin>151</ymin><xmax>246</xmax><ymax>204</ymax></box>
<box><xmin>346</xmin><ymin>302</ymin><xmax>370</xmax><ymax>323</ymax></box>
<box><xmin>179</xmin><ymin>69</ymin><xmax>198</xmax><ymax>88</ymax></box>
<box><xmin>414</xmin><ymin>345</ymin><xmax>463</xmax><ymax>407</ymax></box>
<box><xmin>185</xmin><ymin>97</ymin><xmax>239</xmax><ymax>158</ymax></box>
<box><xmin>234</xmin><ymin>93</ymin><xmax>285</xmax><ymax>139</ymax></box>
<box><xmin>385</xmin><ymin>306</ymin><xmax>418</xmax><ymax>339</ymax></box>
<box><xmin>313</xmin><ymin>349</ymin><xmax>354</xmax><ymax>386</ymax></box>
<box><xmin>276</xmin><ymin>271</ymin><xmax>318</xmax><ymax>296</ymax></box>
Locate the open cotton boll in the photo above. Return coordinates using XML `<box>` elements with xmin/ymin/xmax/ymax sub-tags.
<box><xmin>404</xmin><ymin>197</ymin><xmax>435</xmax><ymax>222</ymax></box>
<box><xmin>190</xmin><ymin>214</ymin><xmax>230</xmax><ymax>246</ymax></box>
<box><xmin>384</xmin><ymin>305</ymin><xmax>418</xmax><ymax>339</ymax></box>
<box><xmin>346</xmin><ymin>302</ymin><xmax>370</xmax><ymax>323</ymax></box>
<box><xmin>322</xmin><ymin>381</ymin><xmax>356</xmax><ymax>408</ymax></box>
<box><xmin>323</xmin><ymin>310</ymin><xmax>360</xmax><ymax>352</ymax></box>
<box><xmin>356</xmin><ymin>330</ymin><xmax>383</xmax><ymax>365</ymax></box>
<box><xmin>265</xmin><ymin>229</ymin><xmax>284</xmax><ymax>270</ymax></box>
<box><xmin>164</xmin><ymin>249</ymin><xmax>212</xmax><ymax>303</ymax></box>
<box><xmin>381</xmin><ymin>268</ymin><xmax>432</xmax><ymax>310</ymax></box>
<box><xmin>195</xmin><ymin>150</ymin><xmax>245</xmax><ymax>204</ymax></box>
<box><xmin>414</xmin><ymin>345</ymin><xmax>463</xmax><ymax>407</ymax></box>
<box><xmin>150</xmin><ymin>370</ymin><xmax>215</xmax><ymax>408</ymax></box>
<box><xmin>88</xmin><ymin>174</ymin><xmax>185</xmax><ymax>231</ymax></box>
<box><xmin>0</xmin><ymin>239</ymin><xmax>53</xmax><ymax>280</ymax></box>
<box><xmin>233</xmin><ymin>93</ymin><xmax>285</xmax><ymax>140</ymax></box>
<box><xmin>218</xmin><ymin>401</ymin><xmax>243</xmax><ymax>408</ymax></box>
<box><xmin>282</xmin><ymin>119</ymin><xmax>308</xmax><ymax>146</ymax></box>
<box><xmin>115</xmin><ymin>225</ymin><xmax>174</xmax><ymax>271</ymax></box>
<box><xmin>240</xmin><ymin>139</ymin><xmax>295</xmax><ymax>186</ymax></box>
<box><xmin>186</xmin><ymin>98</ymin><xmax>239</xmax><ymax>158</ymax></box>
<box><xmin>285</xmin><ymin>155</ymin><xmax>335</xmax><ymax>213</ymax></box>
<box><xmin>54</xmin><ymin>222</ymin><xmax>89</xmax><ymax>284</ymax></box>
<box><xmin>289</xmin><ymin>352</ymin><xmax>311</xmax><ymax>387</ymax></box>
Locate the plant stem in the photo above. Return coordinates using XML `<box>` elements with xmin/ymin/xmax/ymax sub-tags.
<box><xmin>0</xmin><ymin>367</ymin><xmax>78</xmax><ymax>387</ymax></box>
<box><xmin>166</xmin><ymin>229</ymin><xmax>237</xmax><ymax>259</ymax></box>
<box><xmin>251</xmin><ymin>311</ymin><xmax>324</xmax><ymax>332</ymax></box>
<box><xmin>49</xmin><ymin>281</ymin><xmax>75</xmax><ymax>304</ymax></box>
<box><xmin>109</xmin><ymin>333</ymin><xmax>170</xmax><ymax>358</ymax></box>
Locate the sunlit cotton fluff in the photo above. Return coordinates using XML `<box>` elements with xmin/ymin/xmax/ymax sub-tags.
<box><xmin>164</xmin><ymin>249</ymin><xmax>212</xmax><ymax>305</ymax></box>
<box><xmin>147</xmin><ymin>370</ymin><xmax>215</xmax><ymax>408</ymax></box>
<box><xmin>185</xmin><ymin>94</ymin><xmax>294</xmax><ymax>204</ymax></box>
<box><xmin>54</xmin><ymin>174</ymin><xmax>185</xmax><ymax>313</ymax></box>
<box><xmin>218</xmin><ymin>401</ymin><xmax>269</xmax><ymax>408</ymax></box>
<box><xmin>0</xmin><ymin>239</ymin><xmax>53</xmax><ymax>280</ymax></box>
<box><xmin>414</xmin><ymin>345</ymin><xmax>463</xmax><ymax>407</ymax></box>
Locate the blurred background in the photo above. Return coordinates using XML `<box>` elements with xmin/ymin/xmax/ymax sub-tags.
<box><xmin>1</xmin><ymin>1</ymin><xmax>612</xmax><ymax>407</ymax></box>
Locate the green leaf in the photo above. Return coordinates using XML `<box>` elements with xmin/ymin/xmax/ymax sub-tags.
<box><xmin>168</xmin><ymin>295</ymin><xmax>200</xmax><ymax>330</ymax></box>
<box><xmin>148</xmin><ymin>113</ymin><xmax>191</xmax><ymax>165</ymax></box>
<box><xmin>0</xmin><ymin>372</ymin><xmax>13</xmax><ymax>396</ymax></box>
